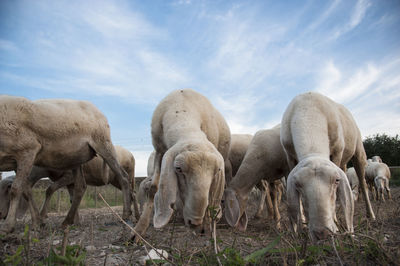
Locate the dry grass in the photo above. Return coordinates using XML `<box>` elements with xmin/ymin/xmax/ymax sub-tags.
<box><xmin>1</xmin><ymin>185</ymin><xmax>400</xmax><ymax>265</ymax></box>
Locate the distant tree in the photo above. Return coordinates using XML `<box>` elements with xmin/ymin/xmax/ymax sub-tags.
<box><xmin>363</xmin><ymin>134</ymin><xmax>400</xmax><ymax>166</ymax></box>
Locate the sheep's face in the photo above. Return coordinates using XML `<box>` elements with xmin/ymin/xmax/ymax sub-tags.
<box><xmin>287</xmin><ymin>157</ymin><xmax>353</xmax><ymax>242</ymax></box>
<box><xmin>173</xmin><ymin>150</ymin><xmax>224</xmax><ymax>228</ymax></box>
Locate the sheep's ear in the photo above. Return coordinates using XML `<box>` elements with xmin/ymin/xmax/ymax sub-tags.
<box><xmin>287</xmin><ymin>171</ymin><xmax>301</xmax><ymax>233</ymax></box>
<box><xmin>337</xmin><ymin>168</ymin><xmax>354</xmax><ymax>233</ymax></box>
<box><xmin>224</xmin><ymin>188</ymin><xmax>240</xmax><ymax>227</ymax></box>
<box><xmin>236</xmin><ymin>211</ymin><xmax>248</xmax><ymax>231</ymax></box>
<box><xmin>153</xmin><ymin>151</ymin><xmax>178</xmax><ymax>228</ymax></box>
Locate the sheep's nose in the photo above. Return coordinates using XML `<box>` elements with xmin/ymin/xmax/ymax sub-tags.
<box><xmin>313</xmin><ymin>228</ymin><xmax>331</xmax><ymax>240</ymax></box>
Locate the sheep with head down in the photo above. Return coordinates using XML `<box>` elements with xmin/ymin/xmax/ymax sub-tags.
<box><xmin>133</xmin><ymin>89</ymin><xmax>230</xmax><ymax>238</ymax></box>
<box><xmin>365</xmin><ymin>160</ymin><xmax>391</xmax><ymax>201</ymax></box>
<box><xmin>0</xmin><ymin>145</ymin><xmax>140</xmax><ymax>223</ymax></box>
<box><xmin>0</xmin><ymin>95</ymin><xmax>132</xmax><ymax>233</ymax></box>
<box><xmin>280</xmin><ymin>91</ymin><xmax>375</xmax><ymax>241</ymax></box>
<box><xmin>225</xmin><ymin>126</ymin><xmax>289</xmax><ymax>231</ymax></box>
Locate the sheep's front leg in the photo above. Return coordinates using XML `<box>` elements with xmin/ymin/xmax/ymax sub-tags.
<box><xmin>132</xmin><ymin>152</ymin><xmax>162</xmax><ymax>242</ymax></box>
<box><xmin>1</xmin><ymin>149</ymin><xmax>40</xmax><ymax>234</ymax></box>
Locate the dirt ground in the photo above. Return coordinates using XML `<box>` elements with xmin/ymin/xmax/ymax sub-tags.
<box><xmin>1</xmin><ymin>187</ymin><xmax>400</xmax><ymax>265</ymax></box>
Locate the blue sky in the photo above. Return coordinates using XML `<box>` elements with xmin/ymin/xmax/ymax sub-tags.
<box><xmin>1</xmin><ymin>0</ymin><xmax>399</xmax><ymax>176</ymax></box>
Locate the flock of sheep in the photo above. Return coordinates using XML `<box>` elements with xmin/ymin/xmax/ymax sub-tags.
<box><xmin>0</xmin><ymin>89</ymin><xmax>392</xmax><ymax>244</ymax></box>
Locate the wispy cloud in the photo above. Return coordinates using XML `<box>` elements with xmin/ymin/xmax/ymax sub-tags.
<box><xmin>332</xmin><ymin>0</ymin><xmax>371</xmax><ymax>39</ymax></box>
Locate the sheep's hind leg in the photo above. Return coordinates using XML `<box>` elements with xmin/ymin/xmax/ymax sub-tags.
<box><xmin>62</xmin><ymin>167</ymin><xmax>86</xmax><ymax>227</ymax></box>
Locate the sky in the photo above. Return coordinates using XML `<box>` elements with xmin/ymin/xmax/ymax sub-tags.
<box><xmin>0</xmin><ymin>0</ymin><xmax>399</xmax><ymax>176</ymax></box>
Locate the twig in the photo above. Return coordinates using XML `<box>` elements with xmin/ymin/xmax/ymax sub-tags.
<box><xmin>98</xmin><ymin>193</ymin><xmax>175</xmax><ymax>265</ymax></box>
<box><xmin>330</xmin><ymin>235</ymin><xmax>343</xmax><ymax>266</ymax></box>
<box><xmin>61</xmin><ymin>225</ymin><xmax>70</xmax><ymax>256</ymax></box>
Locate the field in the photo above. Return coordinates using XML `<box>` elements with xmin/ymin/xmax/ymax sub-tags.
<box><xmin>1</xmin><ymin>181</ymin><xmax>400</xmax><ymax>265</ymax></box>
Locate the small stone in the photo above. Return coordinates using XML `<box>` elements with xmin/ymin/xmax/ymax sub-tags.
<box><xmin>52</xmin><ymin>240</ymin><xmax>60</xmax><ymax>245</ymax></box>
<box><xmin>85</xmin><ymin>245</ymin><xmax>96</xmax><ymax>251</ymax></box>
<box><xmin>100</xmin><ymin>251</ymin><xmax>106</xmax><ymax>256</ymax></box>
<box><xmin>139</xmin><ymin>249</ymin><xmax>169</xmax><ymax>265</ymax></box>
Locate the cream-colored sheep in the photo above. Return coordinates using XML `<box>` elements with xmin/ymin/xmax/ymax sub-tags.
<box><xmin>133</xmin><ymin>89</ymin><xmax>230</xmax><ymax>238</ymax></box>
<box><xmin>225</xmin><ymin>134</ymin><xmax>281</xmax><ymax>226</ymax></box>
<box><xmin>365</xmin><ymin>161</ymin><xmax>392</xmax><ymax>201</ymax></box>
<box><xmin>0</xmin><ymin>95</ymin><xmax>131</xmax><ymax>233</ymax></box>
<box><xmin>225</xmin><ymin>126</ymin><xmax>289</xmax><ymax>231</ymax></box>
<box><xmin>281</xmin><ymin>92</ymin><xmax>375</xmax><ymax>241</ymax></box>
<box><xmin>345</xmin><ymin>167</ymin><xmax>359</xmax><ymax>201</ymax></box>
<box><xmin>0</xmin><ymin>146</ymin><xmax>140</xmax><ymax>222</ymax></box>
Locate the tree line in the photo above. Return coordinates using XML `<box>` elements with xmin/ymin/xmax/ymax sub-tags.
<box><xmin>363</xmin><ymin>134</ymin><xmax>400</xmax><ymax>166</ymax></box>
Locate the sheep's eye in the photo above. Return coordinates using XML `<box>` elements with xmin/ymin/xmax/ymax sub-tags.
<box><xmin>175</xmin><ymin>167</ymin><xmax>183</xmax><ymax>174</ymax></box>
<box><xmin>335</xmin><ymin>178</ymin><xmax>340</xmax><ymax>185</ymax></box>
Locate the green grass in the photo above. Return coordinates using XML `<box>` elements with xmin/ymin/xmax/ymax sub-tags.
<box><xmin>389</xmin><ymin>167</ymin><xmax>400</xmax><ymax>186</ymax></box>
<box><xmin>31</xmin><ymin>183</ymin><xmax>124</xmax><ymax>213</ymax></box>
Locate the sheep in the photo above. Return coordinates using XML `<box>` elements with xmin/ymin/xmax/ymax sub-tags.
<box><xmin>224</xmin><ymin>125</ymin><xmax>289</xmax><ymax>231</ymax></box>
<box><xmin>225</xmin><ymin>134</ymin><xmax>253</xmax><ymax>184</ymax></box>
<box><xmin>345</xmin><ymin>167</ymin><xmax>359</xmax><ymax>201</ymax></box>
<box><xmin>365</xmin><ymin>161</ymin><xmax>392</xmax><ymax>201</ymax></box>
<box><xmin>0</xmin><ymin>95</ymin><xmax>132</xmax><ymax>233</ymax></box>
<box><xmin>0</xmin><ymin>145</ymin><xmax>140</xmax><ymax>223</ymax></box>
<box><xmin>133</xmin><ymin>89</ymin><xmax>230</xmax><ymax>238</ymax></box>
<box><xmin>281</xmin><ymin>91</ymin><xmax>375</xmax><ymax>241</ymax></box>
<box><xmin>137</xmin><ymin>151</ymin><xmax>155</xmax><ymax>214</ymax></box>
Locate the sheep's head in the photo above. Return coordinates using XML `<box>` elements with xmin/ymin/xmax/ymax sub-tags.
<box><xmin>287</xmin><ymin>156</ymin><xmax>354</xmax><ymax>242</ymax></box>
<box><xmin>224</xmin><ymin>187</ymin><xmax>248</xmax><ymax>231</ymax></box>
<box><xmin>153</xmin><ymin>146</ymin><xmax>225</xmax><ymax>230</ymax></box>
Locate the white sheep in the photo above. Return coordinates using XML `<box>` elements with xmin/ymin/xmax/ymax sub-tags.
<box><xmin>345</xmin><ymin>167</ymin><xmax>359</xmax><ymax>201</ymax></box>
<box><xmin>133</xmin><ymin>89</ymin><xmax>230</xmax><ymax>238</ymax></box>
<box><xmin>0</xmin><ymin>95</ymin><xmax>132</xmax><ymax>233</ymax></box>
<box><xmin>0</xmin><ymin>145</ymin><xmax>140</xmax><ymax>223</ymax></box>
<box><xmin>365</xmin><ymin>161</ymin><xmax>392</xmax><ymax>201</ymax></box>
<box><xmin>225</xmin><ymin>125</ymin><xmax>289</xmax><ymax>231</ymax></box>
<box><xmin>225</xmin><ymin>134</ymin><xmax>282</xmax><ymax>225</ymax></box>
<box><xmin>281</xmin><ymin>91</ymin><xmax>375</xmax><ymax>241</ymax></box>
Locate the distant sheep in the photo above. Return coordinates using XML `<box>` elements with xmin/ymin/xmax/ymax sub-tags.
<box><xmin>365</xmin><ymin>161</ymin><xmax>392</xmax><ymax>201</ymax></box>
<box><xmin>133</xmin><ymin>89</ymin><xmax>230</xmax><ymax>238</ymax></box>
<box><xmin>225</xmin><ymin>126</ymin><xmax>289</xmax><ymax>231</ymax></box>
<box><xmin>281</xmin><ymin>92</ymin><xmax>375</xmax><ymax>241</ymax></box>
<box><xmin>0</xmin><ymin>95</ymin><xmax>132</xmax><ymax>233</ymax></box>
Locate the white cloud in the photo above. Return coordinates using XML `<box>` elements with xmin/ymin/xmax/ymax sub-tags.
<box><xmin>316</xmin><ymin>57</ymin><xmax>400</xmax><ymax>137</ymax></box>
<box><xmin>317</xmin><ymin>60</ymin><xmax>380</xmax><ymax>104</ymax></box>
<box><xmin>0</xmin><ymin>39</ymin><xmax>18</xmax><ymax>52</ymax></box>
<box><xmin>332</xmin><ymin>0</ymin><xmax>371</xmax><ymax>39</ymax></box>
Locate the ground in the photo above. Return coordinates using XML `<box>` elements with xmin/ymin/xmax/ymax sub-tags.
<box><xmin>1</xmin><ymin>187</ymin><xmax>400</xmax><ymax>265</ymax></box>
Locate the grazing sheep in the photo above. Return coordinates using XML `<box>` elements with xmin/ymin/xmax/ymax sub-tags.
<box><xmin>365</xmin><ymin>161</ymin><xmax>392</xmax><ymax>201</ymax></box>
<box><xmin>281</xmin><ymin>92</ymin><xmax>375</xmax><ymax>241</ymax></box>
<box><xmin>133</xmin><ymin>89</ymin><xmax>230</xmax><ymax>237</ymax></box>
<box><xmin>225</xmin><ymin>126</ymin><xmax>289</xmax><ymax>231</ymax></box>
<box><xmin>225</xmin><ymin>134</ymin><xmax>253</xmax><ymax>184</ymax></box>
<box><xmin>41</xmin><ymin>145</ymin><xmax>140</xmax><ymax>220</ymax></box>
<box><xmin>345</xmin><ymin>167</ymin><xmax>359</xmax><ymax>201</ymax></box>
<box><xmin>0</xmin><ymin>95</ymin><xmax>131</xmax><ymax>233</ymax></box>
<box><xmin>0</xmin><ymin>146</ymin><xmax>139</xmax><ymax>223</ymax></box>
<box><xmin>225</xmin><ymin>134</ymin><xmax>280</xmax><ymax>223</ymax></box>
